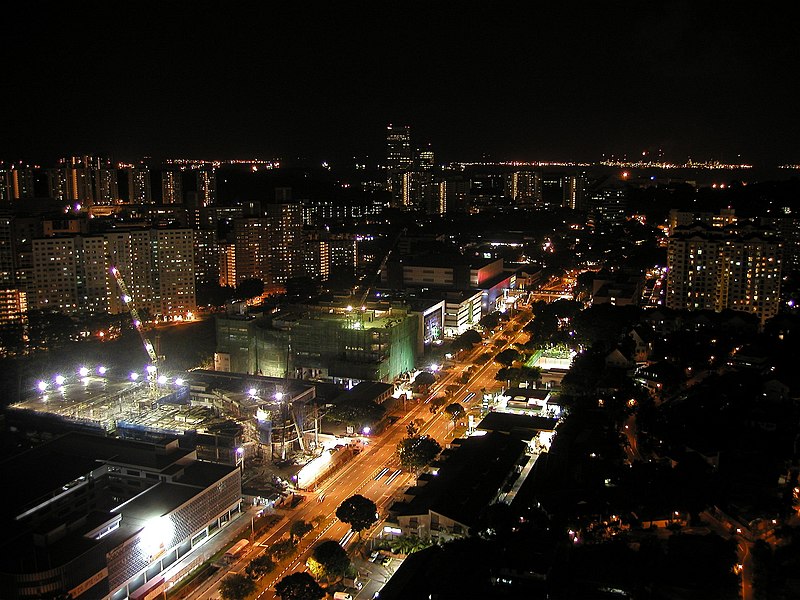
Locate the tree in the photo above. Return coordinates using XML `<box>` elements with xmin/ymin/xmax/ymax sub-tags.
<box><xmin>444</xmin><ymin>402</ymin><xmax>465</xmax><ymax>423</ymax></box>
<box><xmin>397</xmin><ymin>435</ymin><xmax>442</xmax><ymax>471</ymax></box>
<box><xmin>290</xmin><ymin>519</ymin><xmax>314</xmax><ymax>542</ymax></box>
<box><xmin>327</xmin><ymin>398</ymin><xmax>386</xmax><ymax>430</ymax></box>
<box><xmin>429</xmin><ymin>395</ymin><xmax>447</xmax><ymax>414</ymax></box>
<box><xmin>220</xmin><ymin>573</ymin><xmax>256</xmax><ymax>600</ymax></box>
<box><xmin>234</xmin><ymin>277</ymin><xmax>265</xmax><ymax>300</ymax></box>
<box><xmin>336</xmin><ymin>494</ymin><xmax>378</xmax><ymax>533</ymax></box>
<box><xmin>274</xmin><ymin>572</ymin><xmax>325</xmax><ymax>600</ymax></box>
<box><xmin>269</xmin><ymin>538</ymin><xmax>297</xmax><ymax>560</ymax></box>
<box><xmin>307</xmin><ymin>540</ymin><xmax>351</xmax><ymax>581</ymax></box>
<box><xmin>496</xmin><ymin>348</ymin><xmax>522</xmax><ymax>366</ymax></box>
<box><xmin>413</xmin><ymin>370</ymin><xmax>436</xmax><ymax>390</ymax></box>
<box><xmin>452</xmin><ymin>328</ymin><xmax>482</xmax><ymax>351</ymax></box>
<box><xmin>246</xmin><ymin>554</ymin><xmax>277</xmax><ymax>579</ymax></box>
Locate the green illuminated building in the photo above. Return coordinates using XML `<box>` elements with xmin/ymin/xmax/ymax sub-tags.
<box><xmin>216</xmin><ymin>303</ymin><xmax>422</xmax><ymax>383</ymax></box>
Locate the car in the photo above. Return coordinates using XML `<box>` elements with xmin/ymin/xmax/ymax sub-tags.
<box><xmin>380</xmin><ymin>555</ymin><xmax>392</xmax><ymax>566</ymax></box>
<box><xmin>369</xmin><ymin>550</ymin><xmax>379</xmax><ymax>559</ymax></box>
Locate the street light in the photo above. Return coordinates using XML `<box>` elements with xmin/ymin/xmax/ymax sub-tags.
<box><xmin>37</xmin><ymin>381</ymin><xmax>48</xmax><ymax>392</ymax></box>
<box><xmin>55</xmin><ymin>374</ymin><xmax>65</xmax><ymax>386</ymax></box>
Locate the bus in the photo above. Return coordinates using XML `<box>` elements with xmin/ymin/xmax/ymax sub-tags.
<box><xmin>224</xmin><ymin>539</ymin><xmax>249</xmax><ymax>563</ymax></box>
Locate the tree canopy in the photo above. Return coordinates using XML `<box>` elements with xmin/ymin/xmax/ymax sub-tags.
<box><xmin>220</xmin><ymin>573</ymin><xmax>256</xmax><ymax>600</ymax></box>
<box><xmin>274</xmin><ymin>572</ymin><xmax>325</xmax><ymax>600</ymax></box>
<box><xmin>336</xmin><ymin>494</ymin><xmax>378</xmax><ymax>532</ymax></box>
<box><xmin>234</xmin><ymin>277</ymin><xmax>265</xmax><ymax>300</ymax></box>
<box><xmin>495</xmin><ymin>348</ymin><xmax>522</xmax><ymax>366</ymax></box>
<box><xmin>444</xmin><ymin>402</ymin><xmax>465</xmax><ymax>423</ymax></box>
<box><xmin>452</xmin><ymin>328</ymin><xmax>482</xmax><ymax>351</ymax></box>
<box><xmin>290</xmin><ymin>519</ymin><xmax>314</xmax><ymax>542</ymax></box>
<box><xmin>307</xmin><ymin>540</ymin><xmax>351</xmax><ymax>581</ymax></box>
<box><xmin>327</xmin><ymin>398</ymin><xmax>386</xmax><ymax>429</ymax></box>
<box><xmin>245</xmin><ymin>554</ymin><xmax>277</xmax><ymax>580</ymax></box>
<box><xmin>398</xmin><ymin>435</ymin><xmax>442</xmax><ymax>471</ymax></box>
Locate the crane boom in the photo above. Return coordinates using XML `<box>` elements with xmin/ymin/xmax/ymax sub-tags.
<box><xmin>110</xmin><ymin>266</ymin><xmax>158</xmax><ymax>364</ymax></box>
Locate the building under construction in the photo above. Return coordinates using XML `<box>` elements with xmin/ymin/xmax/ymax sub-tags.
<box><xmin>7</xmin><ymin>369</ymin><xmax>318</xmax><ymax>465</ymax></box>
<box><xmin>215</xmin><ymin>301</ymin><xmax>422</xmax><ymax>384</ymax></box>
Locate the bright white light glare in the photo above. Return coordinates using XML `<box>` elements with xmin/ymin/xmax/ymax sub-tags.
<box><xmin>236</xmin><ymin>447</ymin><xmax>244</xmax><ymax>455</ymax></box>
<box><xmin>274</xmin><ymin>392</ymin><xmax>283</xmax><ymax>401</ymax></box>
<box><xmin>157</xmin><ymin>375</ymin><xmax>167</xmax><ymax>385</ymax></box>
<box><xmin>79</xmin><ymin>367</ymin><xmax>89</xmax><ymax>377</ymax></box>
<box><xmin>146</xmin><ymin>365</ymin><xmax>157</xmax><ymax>374</ymax></box>
<box><xmin>248</xmin><ymin>387</ymin><xmax>258</xmax><ymax>396</ymax></box>
<box><xmin>37</xmin><ymin>381</ymin><xmax>48</xmax><ymax>392</ymax></box>
<box><xmin>139</xmin><ymin>516</ymin><xmax>174</xmax><ymax>559</ymax></box>
<box><xmin>98</xmin><ymin>366</ymin><xmax>107</xmax><ymax>375</ymax></box>
<box><xmin>130</xmin><ymin>372</ymin><xmax>140</xmax><ymax>381</ymax></box>
<box><xmin>362</xmin><ymin>426</ymin><xmax>371</xmax><ymax>435</ymax></box>
<box><xmin>123</xmin><ymin>295</ymin><xmax>132</xmax><ymax>303</ymax></box>
<box><xmin>175</xmin><ymin>377</ymin><xmax>184</xmax><ymax>386</ymax></box>
<box><xmin>54</xmin><ymin>375</ymin><xmax>65</xmax><ymax>386</ymax></box>
<box><xmin>429</xmin><ymin>364</ymin><xmax>439</xmax><ymax>372</ymax></box>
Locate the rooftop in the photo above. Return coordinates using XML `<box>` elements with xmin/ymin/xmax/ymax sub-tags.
<box><xmin>394</xmin><ymin>432</ymin><xmax>526</xmax><ymax>527</ymax></box>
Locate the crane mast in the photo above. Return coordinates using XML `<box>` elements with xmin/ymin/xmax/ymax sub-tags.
<box><xmin>110</xmin><ymin>266</ymin><xmax>158</xmax><ymax>364</ymax></box>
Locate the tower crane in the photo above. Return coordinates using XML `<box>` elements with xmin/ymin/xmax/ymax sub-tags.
<box><xmin>110</xmin><ymin>266</ymin><xmax>160</xmax><ymax>392</ymax></box>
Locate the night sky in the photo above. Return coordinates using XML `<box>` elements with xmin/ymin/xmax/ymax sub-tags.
<box><xmin>2</xmin><ymin>1</ymin><xmax>798</xmax><ymax>166</ymax></box>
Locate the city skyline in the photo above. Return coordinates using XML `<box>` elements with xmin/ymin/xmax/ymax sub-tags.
<box><xmin>2</xmin><ymin>2</ymin><xmax>798</xmax><ymax>166</ymax></box>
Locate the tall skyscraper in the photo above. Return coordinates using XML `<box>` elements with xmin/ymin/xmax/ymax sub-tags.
<box><xmin>386</xmin><ymin>124</ymin><xmax>413</xmax><ymax>169</ymax></box>
<box><xmin>666</xmin><ymin>223</ymin><xmax>783</xmax><ymax>325</ymax></box>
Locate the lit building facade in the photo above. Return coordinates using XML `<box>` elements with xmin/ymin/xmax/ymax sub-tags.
<box><xmin>0</xmin><ymin>433</ymin><xmax>241</xmax><ymax>600</ymax></box>
<box><xmin>32</xmin><ymin>229</ymin><xmax>195</xmax><ymax>318</ymax></box>
<box><xmin>666</xmin><ymin>223</ymin><xmax>783</xmax><ymax>325</ymax></box>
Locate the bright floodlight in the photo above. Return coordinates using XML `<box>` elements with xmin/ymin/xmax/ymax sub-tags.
<box><xmin>37</xmin><ymin>381</ymin><xmax>48</xmax><ymax>392</ymax></box>
<box><xmin>430</xmin><ymin>364</ymin><xmax>439</xmax><ymax>372</ymax></box>
<box><xmin>236</xmin><ymin>447</ymin><xmax>244</xmax><ymax>455</ymax></box>
<box><xmin>139</xmin><ymin>516</ymin><xmax>174</xmax><ymax>559</ymax></box>
<box><xmin>157</xmin><ymin>375</ymin><xmax>167</xmax><ymax>385</ymax></box>
<box><xmin>362</xmin><ymin>426</ymin><xmax>371</xmax><ymax>435</ymax></box>
<box><xmin>146</xmin><ymin>365</ymin><xmax>157</xmax><ymax>374</ymax></box>
<box><xmin>55</xmin><ymin>374</ymin><xmax>65</xmax><ymax>386</ymax></box>
<box><xmin>274</xmin><ymin>391</ymin><xmax>284</xmax><ymax>401</ymax></box>
<box><xmin>248</xmin><ymin>387</ymin><xmax>258</xmax><ymax>396</ymax></box>
<box><xmin>175</xmin><ymin>377</ymin><xmax>184</xmax><ymax>386</ymax></box>
<box><xmin>98</xmin><ymin>366</ymin><xmax>107</xmax><ymax>375</ymax></box>
<box><xmin>79</xmin><ymin>367</ymin><xmax>89</xmax><ymax>377</ymax></box>
<box><xmin>130</xmin><ymin>372</ymin><xmax>140</xmax><ymax>381</ymax></box>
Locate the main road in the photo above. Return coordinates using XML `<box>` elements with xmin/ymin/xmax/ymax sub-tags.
<box><xmin>190</xmin><ymin>311</ymin><xmax>532</xmax><ymax>600</ymax></box>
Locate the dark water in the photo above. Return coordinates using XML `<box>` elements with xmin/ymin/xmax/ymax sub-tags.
<box><xmin>0</xmin><ymin>318</ymin><xmax>217</xmax><ymax>405</ymax></box>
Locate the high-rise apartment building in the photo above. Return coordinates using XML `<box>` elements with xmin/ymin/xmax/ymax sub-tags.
<box><xmin>1</xmin><ymin>167</ymin><xmax>36</xmax><ymax>201</ymax></box>
<box><xmin>33</xmin><ymin>229</ymin><xmax>195</xmax><ymax>318</ymax></box>
<box><xmin>161</xmin><ymin>170</ymin><xmax>183</xmax><ymax>204</ymax></box>
<box><xmin>438</xmin><ymin>178</ymin><xmax>470</xmax><ymax>214</ymax></box>
<box><xmin>192</xmin><ymin>228</ymin><xmax>220</xmax><ymax>287</ymax></box>
<box><xmin>92</xmin><ymin>169</ymin><xmax>119</xmax><ymax>204</ymax></box>
<box><xmin>195</xmin><ymin>169</ymin><xmax>216</xmax><ymax>207</ymax></box>
<box><xmin>32</xmin><ymin>236</ymin><xmax>111</xmax><ymax>314</ymax></box>
<box><xmin>506</xmin><ymin>171</ymin><xmax>542</xmax><ymax>208</ymax></box>
<box><xmin>666</xmin><ymin>223</ymin><xmax>782</xmax><ymax>325</ymax></box>
<box><xmin>125</xmin><ymin>168</ymin><xmax>152</xmax><ymax>203</ymax></box>
<box><xmin>232</xmin><ymin>217</ymin><xmax>271</xmax><ymax>284</ymax></box>
<box><xmin>265</xmin><ymin>203</ymin><xmax>303</xmax><ymax>283</ymax></box>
